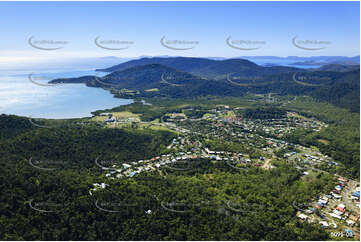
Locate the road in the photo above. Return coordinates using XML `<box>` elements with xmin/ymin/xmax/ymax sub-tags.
<box><xmin>342</xmin><ymin>180</ymin><xmax>359</xmax><ymax>213</ymax></box>
<box><xmin>261</xmin><ymin>158</ymin><xmax>271</xmax><ymax>169</ymax></box>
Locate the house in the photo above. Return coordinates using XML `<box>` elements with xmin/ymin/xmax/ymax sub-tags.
<box><xmin>333</xmin><ymin>209</ymin><xmax>344</xmax><ymax>216</ymax></box>
<box><xmin>335</xmin><ymin>185</ymin><xmax>343</xmax><ymax>191</ymax></box>
<box><xmin>346</xmin><ymin>220</ymin><xmax>355</xmax><ymax>226</ymax></box>
<box><xmin>338</xmin><ymin>177</ymin><xmax>348</xmax><ymax>183</ymax></box>
<box><xmin>93</xmin><ymin>183</ymin><xmax>107</xmax><ymax>189</ymax></box>
<box><xmin>316</xmin><ymin>202</ymin><xmax>324</xmax><ymax>208</ymax></box>
<box><xmin>128</xmin><ymin>171</ymin><xmax>137</xmax><ymax>177</ymax></box>
<box><xmin>105</xmin><ymin>117</ymin><xmax>115</xmax><ymax>123</ymax></box>
<box><xmin>331</xmin><ymin>213</ymin><xmax>342</xmax><ymax>220</ymax></box>
<box><xmin>306</xmin><ymin>208</ymin><xmax>315</xmax><ymax>214</ymax></box>
<box><xmin>321</xmin><ymin>196</ymin><xmax>329</xmax><ymax>202</ymax></box>
<box><xmin>337</xmin><ymin>204</ymin><xmax>346</xmax><ymax>213</ymax></box>
<box><xmin>331</xmin><ymin>193</ymin><xmax>342</xmax><ymax>199</ymax></box>
<box><xmin>333</xmin><ymin>188</ymin><xmax>340</xmax><ymax>193</ymax></box>
<box><xmin>352</xmin><ymin>191</ymin><xmax>360</xmax><ymax>198</ymax></box>
<box><xmin>318</xmin><ymin>199</ymin><xmax>328</xmax><ymax>205</ymax></box>
<box><xmin>297</xmin><ymin>213</ymin><xmax>308</xmax><ymax>220</ymax></box>
<box><xmin>319</xmin><ymin>221</ymin><xmax>329</xmax><ymax>228</ymax></box>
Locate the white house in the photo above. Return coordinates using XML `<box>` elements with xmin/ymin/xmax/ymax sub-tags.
<box><xmin>319</xmin><ymin>221</ymin><xmax>329</xmax><ymax>228</ymax></box>
<box><xmin>297</xmin><ymin>213</ymin><xmax>308</xmax><ymax>220</ymax></box>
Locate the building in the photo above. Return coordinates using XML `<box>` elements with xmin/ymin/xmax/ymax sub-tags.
<box><xmin>128</xmin><ymin>171</ymin><xmax>137</xmax><ymax>177</ymax></box>
<box><xmin>297</xmin><ymin>213</ymin><xmax>308</xmax><ymax>220</ymax></box>
<box><xmin>105</xmin><ymin>117</ymin><xmax>116</xmax><ymax>123</ymax></box>
<box><xmin>337</xmin><ymin>204</ymin><xmax>346</xmax><ymax>213</ymax></box>
<box><xmin>319</xmin><ymin>221</ymin><xmax>329</xmax><ymax>228</ymax></box>
<box><xmin>346</xmin><ymin>220</ymin><xmax>356</xmax><ymax>226</ymax></box>
<box><xmin>331</xmin><ymin>213</ymin><xmax>342</xmax><ymax>220</ymax></box>
<box><xmin>99</xmin><ymin>113</ymin><xmax>111</xmax><ymax>116</ymax></box>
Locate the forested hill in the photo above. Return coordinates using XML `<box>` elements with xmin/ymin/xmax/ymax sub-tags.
<box><xmin>95</xmin><ymin>57</ymin><xmax>303</xmax><ymax>79</ymax></box>
<box><xmin>312</xmin><ymin>64</ymin><xmax>360</xmax><ymax>72</ymax></box>
<box><xmin>99</xmin><ymin>64</ymin><xmax>205</xmax><ymax>90</ymax></box>
<box><xmin>0</xmin><ymin>114</ymin><xmax>334</xmax><ymax>240</ymax></box>
<box><xmin>50</xmin><ymin>56</ymin><xmax>360</xmax><ymax>113</ymax></box>
<box><xmin>310</xmin><ymin>69</ymin><xmax>360</xmax><ymax>112</ymax></box>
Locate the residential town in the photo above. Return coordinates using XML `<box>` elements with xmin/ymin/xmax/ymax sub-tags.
<box><xmin>90</xmin><ymin>105</ymin><xmax>359</xmax><ymax>238</ymax></box>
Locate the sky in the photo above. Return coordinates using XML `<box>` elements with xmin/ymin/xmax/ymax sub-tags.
<box><xmin>0</xmin><ymin>1</ymin><xmax>359</xmax><ymax>67</ymax></box>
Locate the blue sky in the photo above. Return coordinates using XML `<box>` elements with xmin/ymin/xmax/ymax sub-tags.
<box><xmin>0</xmin><ymin>1</ymin><xmax>359</xmax><ymax>64</ymax></box>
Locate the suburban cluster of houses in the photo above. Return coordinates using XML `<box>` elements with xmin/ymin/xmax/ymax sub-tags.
<box><xmin>296</xmin><ymin>176</ymin><xmax>360</xmax><ymax>237</ymax></box>
<box><xmin>167</xmin><ymin>108</ymin><xmax>320</xmax><ymax>162</ymax></box>
<box><xmin>302</xmin><ymin>152</ymin><xmax>329</xmax><ymax>164</ymax></box>
<box><xmin>282</xmin><ymin>144</ymin><xmax>338</xmax><ymax>171</ymax></box>
<box><xmin>97</xmin><ymin>112</ymin><xmax>141</xmax><ymax>124</ymax></box>
<box><xmin>96</xmin><ymin>132</ymin><xmax>274</xmax><ymax>182</ymax></box>
<box><xmin>330</xmin><ymin>204</ymin><xmax>347</xmax><ymax>221</ymax></box>
<box><xmin>176</xmin><ymin>109</ymin><xmax>327</xmax><ymax>164</ymax></box>
<box><xmin>91</xmin><ymin>104</ymin><xmax>359</xmax><ymax>238</ymax></box>
<box><xmin>173</xmin><ymin>108</ymin><xmax>338</xmax><ymax>174</ymax></box>
<box><xmin>234</xmin><ymin>113</ymin><xmax>326</xmax><ymax>138</ymax></box>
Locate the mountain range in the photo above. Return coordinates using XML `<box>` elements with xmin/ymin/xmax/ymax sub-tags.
<box><xmin>51</xmin><ymin>57</ymin><xmax>360</xmax><ymax>112</ymax></box>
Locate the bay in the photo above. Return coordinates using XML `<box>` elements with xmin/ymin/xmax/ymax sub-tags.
<box><xmin>0</xmin><ymin>69</ymin><xmax>133</xmax><ymax>119</ymax></box>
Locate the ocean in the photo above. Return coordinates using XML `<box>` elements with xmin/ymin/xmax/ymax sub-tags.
<box><xmin>0</xmin><ymin>69</ymin><xmax>133</xmax><ymax>119</ymax></box>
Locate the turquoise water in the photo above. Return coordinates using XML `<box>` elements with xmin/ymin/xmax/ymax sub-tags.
<box><xmin>0</xmin><ymin>70</ymin><xmax>133</xmax><ymax>119</ymax></box>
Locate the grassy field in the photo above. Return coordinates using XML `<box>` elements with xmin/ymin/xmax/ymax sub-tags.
<box><xmin>91</xmin><ymin>111</ymin><xmax>140</xmax><ymax>122</ymax></box>
<box><xmin>219</xmin><ymin>111</ymin><xmax>236</xmax><ymax>118</ymax></box>
<box><xmin>318</xmin><ymin>139</ymin><xmax>330</xmax><ymax>145</ymax></box>
<box><xmin>138</xmin><ymin>123</ymin><xmax>178</xmax><ymax>133</ymax></box>
<box><xmin>202</xmin><ymin>113</ymin><xmax>214</xmax><ymax>119</ymax></box>
<box><xmin>287</xmin><ymin>111</ymin><xmax>308</xmax><ymax>119</ymax></box>
<box><xmin>111</xmin><ymin>111</ymin><xmax>140</xmax><ymax>119</ymax></box>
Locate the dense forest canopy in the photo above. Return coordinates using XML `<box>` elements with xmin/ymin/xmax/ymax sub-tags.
<box><xmin>0</xmin><ymin>118</ymin><xmax>334</xmax><ymax>240</ymax></box>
